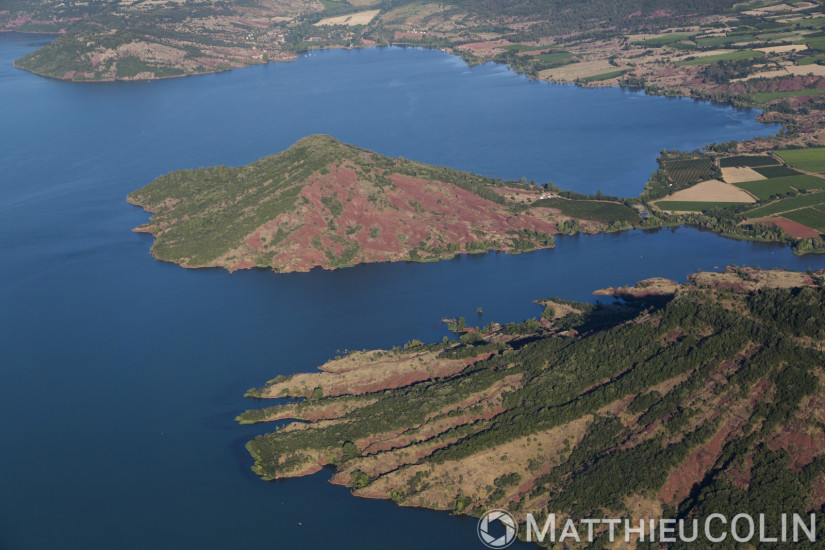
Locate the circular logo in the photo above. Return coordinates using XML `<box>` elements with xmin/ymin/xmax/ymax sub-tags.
<box><xmin>477</xmin><ymin>509</ymin><xmax>517</xmax><ymax>549</ymax></box>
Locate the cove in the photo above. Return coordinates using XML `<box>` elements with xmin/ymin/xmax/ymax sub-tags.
<box><xmin>0</xmin><ymin>32</ymin><xmax>819</xmax><ymax>550</ymax></box>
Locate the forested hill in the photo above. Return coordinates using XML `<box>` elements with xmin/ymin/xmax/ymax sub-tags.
<box><xmin>240</xmin><ymin>267</ymin><xmax>825</xmax><ymax>546</ymax></box>
<box><xmin>128</xmin><ymin>135</ymin><xmax>639</xmax><ymax>272</ymax></box>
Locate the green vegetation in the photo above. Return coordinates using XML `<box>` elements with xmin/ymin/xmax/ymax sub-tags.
<box><xmin>656</xmin><ymin>201</ymin><xmax>745</xmax><ymax>211</ymax></box>
<box><xmin>500</xmin><ymin>45</ymin><xmax>548</xmax><ymax>53</ymax></box>
<box><xmin>744</xmin><ymin>191</ymin><xmax>825</xmax><ymax>218</ymax></box>
<box><xmin>581</xmin><ymin>68</ymin><xmax>632</xmax><ymax>82</ymax></box>
<box><xmin>719</xmin><ymin>155</ymin><xmax>779</xmax><ymax>168</ymax></box>
<box><xmin>676</xmin><ymin>49</ymin><xmax>763</xmax><ymax>66</ymax></box>
<box><xmin>530</xmin><ymin>198</ymin><xmax>640</xmax><ymax>225</ymax></box>
<box><xmin>493</xmin><ymin>48</ymin><xmax>577</xmax><ymax>77</ymax></box>
<box><xmin>736</xmin><ymin>174</ymin><xmax>825</xmax><ymax>200</ymax></box>
<box><xmin>241</xmin><ymin>269</ymin><xmax>825</xmax><ymax>540</ymax></box>
<box><xmin>777</xmin><ymin>148</ymin><xmax>825</xmax><ymax>174</ymax></box>
<box><xmin>735</xmin><ymin>179</ymin><xmax>795</xmax><ymax>201</ymax></box>
<box><xmin>663</xmin><ymin>156</ymin><xmax>716</xmax><ymax>186</ymax></box>
<box><xmin>753</xmin><ymin>165</ymin><xmax>801</xmax><ymax>178</ymax></box>
<box><xmin>630</xmin><ymin>33</ymin><xmax>694</xmax><ymax>47</ymax></box>
<box><xmin>797</xmin><ymin>54</ymin><xmax>825</xmax><ymax>66</ymax></box>
<box><xmin>781</xmin><ymin>207</ymin><xmax>825</xmax><ymax>232</ymax></box>
<box><xmin>752</xmin><ymin>88</ymin><xmax>825</xmax><ymax>103</ymax></box>
<box><xmin>532</xmin><ymin>51</ymin><xmax>575</xmax><ymax>66</ymax></box>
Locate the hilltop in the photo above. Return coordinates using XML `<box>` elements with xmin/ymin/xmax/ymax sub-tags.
<box><xmin>240</xmin><ymin>267</ymin><xmax>825</xmax><ymax>545</ymax></box>
<box><xmin>128</xmin><ymin>135</ymin><xmax>640</xmax><ymax>272</ymax></box>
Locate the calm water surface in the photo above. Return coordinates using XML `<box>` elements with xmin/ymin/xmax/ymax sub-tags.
<box><xmin>1</xmin><ymin>33</ymin><xmax>822</xmax><ymax>550</ymax></box>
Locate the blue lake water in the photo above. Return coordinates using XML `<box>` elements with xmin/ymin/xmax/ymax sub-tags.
<box><xmin>1</xmin><ymin>32</ymin><xmax>823</xmax><ymax>550</ymax></box>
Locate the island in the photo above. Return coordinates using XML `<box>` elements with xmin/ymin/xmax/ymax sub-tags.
<box><xmin>239</xmin><ymin>267</ymin><xmax>825</xmax><ymax>545</ymax></box>
<box><xmin>127</xmin><ymin>134</ymin><xmax>642</xmax><ymax>272</ymax></box>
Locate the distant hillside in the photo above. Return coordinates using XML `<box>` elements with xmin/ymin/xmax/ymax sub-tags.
<box><xmin>6</xmin><ymin>0</ymin><xmax>740</xmax><ymax>81</ymax></box>
<box><xmin>240</xmin><ymin>267</ymin><xmax>825</xmax><ymax>545</ymax></box>
<box><xmin>128</xmin><ymin>135</ymin><xmax>639</xmax><ymax>272</ymax></box>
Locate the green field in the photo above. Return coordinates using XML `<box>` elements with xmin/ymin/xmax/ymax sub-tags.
<box><xmin>534</xmin><ymin>52</ymin><xmax>575</xmax><ymax>65</ymax></box>
<box><xmin>656</xmin><ymin>201</ymin><xmax>743</xmax><ymax>212</ymax></box>
<box><xmin>789</xmin><ymin>175</ymin><xmax>825</xmax><ymax>191</ymax></box>
<box><xmin>695</xmin><ymin>34</ymin><xmax>756</xmax><ymax>48</ymax></box>
<box><xmin>797</xmin><ymin>55</ymin><xmax>825</xmax><ymax>66</ymax></box>
<box><xmin>693</xmin><ymin>31</ymin><xmax>793</xmax><ymax>49</ymax></box>
<box><xmin>582</xmin><ymin>68</ymin><xmax>632</xmax><ymax>82</ymax></box>
<box><xmin>753</xmin><ymin>165</ymin><xmax>801</xmax><ymax>178</ymax></box>
<box><xmin>630</xmin><ymin>33</ymin><xmax>694</xmax><ymax>47</ymax></box>
<box><xmin>320</xmin><ymin>0</ymin><xmax>345</xmax><ymax>10</ymax></box>
<box><xmin>531</xmin><ymin>198</ymin><xmax>640</xmax><ymax>224</ymax></box>
<box><xmin>752</xmin><ymin>88</ymin><xmax>825</xmax><ymax>103</ymax></box>
<box><xmin>663</xmin><ymin>157</ymin><xmax>715</xmax><ymax>186</ymax></box>
<box><xmin>501</xmin><ymin>44</ymin><xmax>549</xmax><ymax>53</ymax></box>
<box><xmin>781</xmin><ymin>207</ymin><xmax>825</xmax><ymax>232</ymax></box>
<box><xmin>800</xmin><ymin>17</ymin><xmax>825</xmax><ymax>29</ymax></box>
<box><xmin>776</xmin><ymin>148</ymin><xmax>825</xmax><ymax>174</ymax></box>
<box><xmin>744</xmin><ymin>191</ymin><xmax>825</xmax><ymax>218</ymax></box>
<box><xmin>735</xmin><ymin>175</ymin><xmax>825</xmax><ymax>200</ymax></box>
<box><xmin>735</xmin><ymin>179</ymin><xmax>795</xmax><ymax>200</ymax></box>
<box><xmin>676</xmin><ymin>50</ymin><xmax>764</xmax><ymax>66</ymax></box>
<box><xmin>719</xmin><ymin>155</ymin><xmax>779</xmax><ymax>168</ymax></box>
<box><xmin>806</xmin><ymin>36</ymin><xmax>825</xmax><ymax>50</ymax></box>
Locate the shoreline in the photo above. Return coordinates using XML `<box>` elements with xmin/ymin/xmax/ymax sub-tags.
<box><xmin>1</xmin><ymin>29</ymin><xmax>782</xmax><ymax>118</ymax></box>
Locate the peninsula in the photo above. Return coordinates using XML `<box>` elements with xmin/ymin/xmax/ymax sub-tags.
<box><xmin>240</xmin><ymin>267</ymin><xmax>825</xmax><ymax>545</ymax></box>
<box><xmin>16</xmin><ymin>1</ymin><xmax>825</xmax><ymax>239</ymax></box>
<box><xmin>129</xmin><ymin>135</ymin><xmax>825</xmax><ymax>274</ymax></box>
<box><xmin>127</xmin><ymin>135</ymin><xmax>640</xmax><ymax>272</ymax></box>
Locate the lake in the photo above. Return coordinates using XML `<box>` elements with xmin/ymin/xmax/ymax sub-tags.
<box><xmin>0</xmin><ymin>33</ymin><xmax>822</xmax><ymax>550</ymax></box>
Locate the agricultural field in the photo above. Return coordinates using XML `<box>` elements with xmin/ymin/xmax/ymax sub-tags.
<box><xmin>630</xmin><ymin>32</ymin><xmax>694</xmax><ymax>47</ymax></box>
<box><xmin>501</xmin><ymin>45</ymin><xmax>548</xmax><ymax>53</ymax></box>
<box><xmin>797</xmin><ymin>54</ymin><xmax>825</xmax><ymax>65</ymax></box>
<box><xmin>315</xmin><ymin>9</ymin><xmax>379</xmax><ymax>26</ymax></box>
<box><xmin>744</xmin><ymin>191</ymin><xmax>825</xmax><ymax>218</ymax></box>
<box><xmin>719</xmin><ymin>155</ymin><xmax>779</xmax><ymax>168</ymax></box>
<box><xmin>720</xmin><ymin>166</ymin><xmax>766</xmax><ymax>183</ymax></box>
<box><xmin>676</xmin><ymin>50</ymin><xmax>764</xmax><ymax>66</ymax></box>
<box><xmin>790</xmin><ymin>174</ymin><xmax>825</xmax><ymax>191</ymax></box>
<box><xmin>530</xmin><ymin>198</ymin><xmax>639</xmax><ymax>225</ymax></box>
<box><xmin>781</xmin><ymin>207</ymin><xmax>825</xmax><ymax>233</ymax></box>
<box><xmin>753</xmin><ymin>165</ymin><xmax>801</xmax><ymax>178</ymax></box>
<box><xmin>533</xmin><ymin>51</ymin><xmax>575</xmax><ymax>66</ymax></box>
<box><xmin>752</xmin><ymin>88</ymin><xmax>825</xmax><ymax>102</ymax></box>
<box><xmin>655</xmin><ymin>201</ymin><xmax>745</xmax><ymax>212</ymax></box>
<box><xmin>735</xmin><ymin>174</ymin><xmax>825</xmax><ymax>200</ymax></box>
<box><xmin>582</xmin><ymin>69</ymin><xmax>632</xmax><ymax>82</ymax></box>
<box><xmin>662</xmin><ymin>157</ymin><xmax>715</xmax><ymax>186</ymax></box>
<box><xmin>694</xmin><ymin>32</ymin><xmax>794</xmax><ymax>48</ymax></box>
<box><xmin>658</xmin><ymin>179</ymin><xmax>756</xmax><ymax>203</ymax></box>
<box><xmin>736</xmin><ymin>179</ymin><xmax>796</xmax><ymax>200</ymax></box>
<box><xmin>776</xmin><ymin>148</ymin><xmax>825</xmax><ymax>174</ymax></box>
